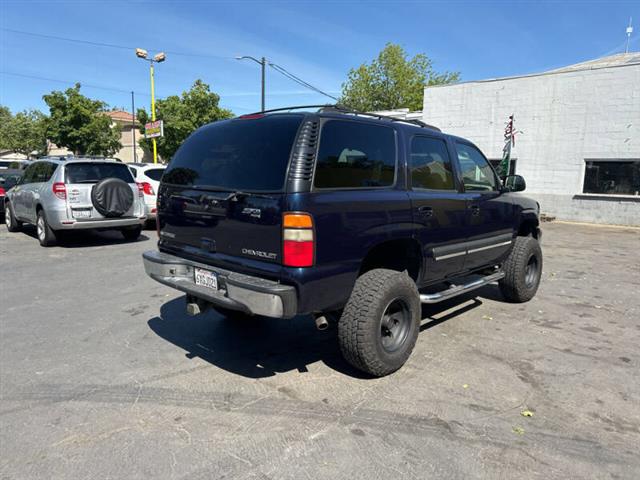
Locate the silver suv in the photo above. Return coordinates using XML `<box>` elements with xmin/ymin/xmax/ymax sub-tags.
<box><xmin>4</xmin><ymin>158</ymin><xmax>146</xmax><ymax>246</ymax></box>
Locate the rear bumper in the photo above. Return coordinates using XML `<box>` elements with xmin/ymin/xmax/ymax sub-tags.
<box><xmin>142</xmin><ymin>250</ymin><xmax>298</xmax><ymax>319</ymax></box>
<box><xmin>51</xmin><ymin>216</ymin><xmax>146</xmax><ymax>229</ymax></box>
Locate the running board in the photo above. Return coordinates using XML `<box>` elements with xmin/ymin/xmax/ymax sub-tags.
<box><xmin>419</xmin><ymin>271</ymin><xmax>505</xmax><ymax>304</ymax></box>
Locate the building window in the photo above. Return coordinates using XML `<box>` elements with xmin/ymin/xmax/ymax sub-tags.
<box><xmin>583</xmin><ymin>160</ymin><xmax>640</xmax><ymax>196</ymax></box>
<box><xmin>489</xmin><ymin>158</ymin><xmax>517</xmax><ymax>176</ymax></box>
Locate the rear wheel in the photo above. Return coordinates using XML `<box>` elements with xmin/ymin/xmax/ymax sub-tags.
<box><xmin>121</xmin><ymin>225</ymin><xmax>142</xmax><ymax>241</ymax></box>
<box><xmin>338</xmin><ymin>269</ymin><xmax>421</xmax><ymax>377</ymax></box>
<box><xmin>5</xmin><ymin>203</ymin><xmax>22</xmax><ymax>232</ymax></box>
<box><xmin>36</xmin><ymin>210</ymin><xmax>57</xmax><ymax>247</ymax></box>
<box><xmin>499</xmin><ymin>236</ymin><xmax>543</xmax><ymax>302</ymax></box>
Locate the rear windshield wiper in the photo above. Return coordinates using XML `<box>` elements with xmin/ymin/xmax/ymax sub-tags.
<box><xmin>223</xmin><ymin>191</ymin><xmax>275</xmax><ymax>201</ymax></box>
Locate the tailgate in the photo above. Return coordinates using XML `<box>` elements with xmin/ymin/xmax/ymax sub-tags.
<box><xmin>158</xmin><ymin>186</ymin><xmax>284</xmax><ymax>264</ymax></box>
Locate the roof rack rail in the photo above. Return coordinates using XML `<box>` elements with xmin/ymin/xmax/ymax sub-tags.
<box><xmin>237</xmin><ymin>104</ymin><xmax>441</xmax><ymax>132</ymax></box>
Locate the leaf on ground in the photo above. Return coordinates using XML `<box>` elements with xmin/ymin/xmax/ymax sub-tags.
<box><xmin>462</xmin><ymin>384</ymin><xmax>469</xmax><ymax>389</ymax></box>
<box><xmin>512</xmin><ymin>426</ymin><xmax>525</xmax><ymax>435</ymax></box>
<box><xmin>482</xmin><ymin>315</ymin><xmax>493</xmax><ymax>320</ymax></box>
<box><xmin>521</xmin><ymin>410</ymin><xmax>534</xmax><ymax>417</ymax></box>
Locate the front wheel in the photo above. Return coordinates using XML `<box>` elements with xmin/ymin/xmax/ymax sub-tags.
<box><xmin>121</xmin><ymin>225</ymin><xmax>142</xmax><ymax>241</ymax></box>
<box><xmin>36</xmin><ymin>210</ymin><xmax>57</xmax><ymax>247</ymax></box>
<box><xmin>5</xmin><ymin>203</ymin><xmax>22</xmax><ymax>232</ymax></box>
<box><xmin>499</xmin><ymin>236</ymin><xmax>543</xmax><ymax>303</ymax></box>
<box><xmin>338</xmin><ymin>269</ymin><xmax>421</xmax><ymax>377</ymax></box>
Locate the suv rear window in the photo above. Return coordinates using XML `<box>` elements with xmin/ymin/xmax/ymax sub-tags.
<box><xmin>65</xmin><ymin>163</ymin><xmax>134</xmax><ymax>184</ymax></box>
<box><xmin>314</xmin><ymin>120</ymin><xmax>396</xmax><ymax>189</ymax></box>
<box><xmin>163</xmin><ymin>115</ymin><xmax>303</xmax><ymax>191</ymax></box>
<box><xmin>144</xmin><ymin>168</ymin><xmax>165</xmax><ymax>182</ymax></box>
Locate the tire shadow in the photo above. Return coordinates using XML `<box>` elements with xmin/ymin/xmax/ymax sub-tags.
<box><xmin>18</xmin><ymin>224</ymin><xmax>149</xmax><ymax>248</ymax></box>
<box><xmin>147</xmin><ymin>284</ymin><xmax>502</xmax><ymax>379</ymax></box>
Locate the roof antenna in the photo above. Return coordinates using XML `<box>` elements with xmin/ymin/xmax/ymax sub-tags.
<box><xmin>626</xmin><ymin>17</ymin><xmax>633</xmax><ymax>54</ymax></box>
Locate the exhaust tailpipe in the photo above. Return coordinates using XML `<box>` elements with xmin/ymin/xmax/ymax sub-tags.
<box><xmin>315</xmin><ymin>315</ymin><xmax>329</xmax><ymax>331</ymax></box>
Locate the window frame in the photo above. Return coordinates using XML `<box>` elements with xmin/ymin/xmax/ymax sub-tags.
<box><xmin>581</xmin><ymin>158</ymin><xmax>640</xmax><ymax>198</ymax></box>
<box><xmin>408</xmin><ymin>134</ymin><xmax>459</xmax><ymax>193</ymax></box>
<box><xmin>311</xmin><ymin>118</ymin><xmax>399</xmax><ymax>192</ymax></box>
<box><xmin>454</xmin><ymin>140</ymin><xmax>501</xmax><ymax>193</ymax></box>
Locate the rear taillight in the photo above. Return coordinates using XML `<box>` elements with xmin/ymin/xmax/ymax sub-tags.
<box><xmin>52</xmin><ymin>182</ymin><xmax>66</xmax><ymax>200</ymax></box>
<box><xmin>135</xmin><ymin>182</ymin><xmax>144</xmax><ymax>197</ymax></box>
<box><xmin>0</xmin><ymin>187</ymin><xmax>5</xmax><ymax>197</ymax></box>
<box><xmin>283</xmin><ymin>212</ymin><xmax>314</xmax><ymax>267</ymax></box>
<box><xmin>140</xmin><ymin>182</ymin><xmax>154</xmax><ymax>195</ymax></box>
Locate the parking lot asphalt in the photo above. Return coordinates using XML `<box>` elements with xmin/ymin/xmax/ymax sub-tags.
<box><xmin>1</xmin><ymin>222</ymin><xmax>639</xmax><ymax>480</ymax></box>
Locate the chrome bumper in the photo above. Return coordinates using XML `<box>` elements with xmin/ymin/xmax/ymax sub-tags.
<box><xmin>142</xmin><ymin>250</ymin><xmax>297</xmax><ymax>319</ymax></box>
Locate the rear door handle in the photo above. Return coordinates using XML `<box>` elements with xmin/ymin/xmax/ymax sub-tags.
<box><xmin>418</xmin><ymin>206</ymin><xmax>433</xmax><ymax>217</ymax></box>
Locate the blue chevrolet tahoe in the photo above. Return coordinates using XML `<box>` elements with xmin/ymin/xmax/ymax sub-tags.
<box><xmin>143</xmin><ymin>106</ymin><xmax>542</xmax><ymax>376</ymax></box>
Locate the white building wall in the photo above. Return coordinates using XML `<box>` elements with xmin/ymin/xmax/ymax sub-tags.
<box><xmin>423</xmin><ymin>62</ymin><xmax>640</xmax><ymax>226</ymax></box>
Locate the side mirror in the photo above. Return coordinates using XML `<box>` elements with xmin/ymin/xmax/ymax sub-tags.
<box><xmin>504</xmin><ymin>174</ymin><xmax>526</xmax><ymax>192</ymax></box>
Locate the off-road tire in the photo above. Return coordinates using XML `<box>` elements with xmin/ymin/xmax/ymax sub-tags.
<box><xmin>5</xmin><ymin>203</ymin><xmax>21</xmax><ymax>232</ymax></box>
<box><xmin>36</xmin><ymin>210</ymin><xmax>57</xmax><ymax>247</ymax></box>
<box><xmin>499</xmin><ymin>236</ymin><xmax>542</xmax><ymax>303</ymax></box>
<box><xmin>121</xmin><ymin>225</ymin><xmax>142</xmax><ymax>241</ymax></box>
<box><xmin>338</xmin><ymin>269</ymin><xmax>421</xmax><ymax>377</ymax></box>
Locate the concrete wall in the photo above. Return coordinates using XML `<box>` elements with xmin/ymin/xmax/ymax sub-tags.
<box><xmin>422</xmin><ymin>60</ymin><xmax>640</xmax><ymax>226</ymax></box>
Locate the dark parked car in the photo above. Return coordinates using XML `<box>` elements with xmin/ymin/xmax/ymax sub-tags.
<box><xmin>0</xmin><ymin>169</ymin><xmax>23</xmax><ymax>216</ymax></box>
<box><xmin>143</xmin><ymin>106</ymin><xmax>542</xmax><ymax>376</ymax></box>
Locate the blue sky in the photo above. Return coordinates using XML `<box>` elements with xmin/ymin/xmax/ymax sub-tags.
<box><xmin>1</xmin><ymin>0</ymin><xmax>638</xmax><ymax>116</ymax></box>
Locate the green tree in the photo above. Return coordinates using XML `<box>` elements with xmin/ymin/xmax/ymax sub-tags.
<box><xmin>43</xmin><ymin>83</ymin><xmax>121</xmax><ymax>156</ymax></box>
<box><xmin>0</xmin><ymin>106</ymin><xmax>12</xmax><ymax>150</ymax></box>
<box><xmin>340</xmin><ymin>43</ymin><xmax>460</xmax><ymax>111</ymax></box>
<box><xmin>137</xmin><ymin>79</ymin><xmax>233</xmax><ymax>161</ymax></box>
<box><xmin>0</xmin><ymin>106</ymin><xmax>49</xmax><ymax>157</ymax></box>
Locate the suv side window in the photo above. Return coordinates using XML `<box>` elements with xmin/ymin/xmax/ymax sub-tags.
<box><xmin>455</xmin><ymin>142</ymin><xmax>498</xmax><ymax>191</ymax></box>
<box><xmin>314</xmin><ymin>120</ymin><xmax>396</xmax><ymax>189</ymax></box>
<box><xmin>410</xmin><ymin>136</ymin><xmax>455</xmax><ymax>190</ymax></box>
<box><xmin>31</xmin><ymin>162</ymin><xmax>55</xmax><ymax>183</ymax></box>
<box><xmin>21</xmin><ymin>164</ymin><xmax>37</xmax><ymax>184</ymax></box>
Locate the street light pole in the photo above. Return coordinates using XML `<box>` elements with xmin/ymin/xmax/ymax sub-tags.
<box><xmin>149</xmin><ymin>62</ymin><xmax>158</xmax><ymax>164</ymax></box>
<box><xmin>237</xmin><ymin>55</ymin><xmax>267</xmax><ymax>112</ymax></box>
<box><xmin>131</xmin><ymin>91</ymin><xmax>137</xmax><ymax>163</ymax></box>
<box><xmin>136</xmin><ymin>48</ymin><xmax>166</xmax><ymax>164</ymax></box>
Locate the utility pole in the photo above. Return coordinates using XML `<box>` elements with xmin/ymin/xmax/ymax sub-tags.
<box><xmin>626</xmin><ymin>17</ymin><xmax>634</xmax><ymax>54</ymax></box>
<box><xmin>131</xmin><ymin>91</ymin><xmax>137</xmax><ymax>163</ymax></box>
<box><xmin>261</xmin><ymin>56</ymin><xmax>266</xmax><ymax>112</ymax></box>
<box><xmin>236</xmin><ymin>55</ymin><xmax>267</xmax><ymax>111</ymax></box>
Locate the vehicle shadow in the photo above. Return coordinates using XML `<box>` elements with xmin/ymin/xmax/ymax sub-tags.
<box><xmin>147</xmin><ymin>286</ymin><xmax>498</xmax><ymax>379</ymax></box>
<box><xmin>19</xmin><ymin>224</ymin><xmax>150</xmax><ymax>248</ymax></box>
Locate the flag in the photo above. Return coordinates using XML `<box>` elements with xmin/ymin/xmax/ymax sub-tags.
<box><xmin>499</xmin><ymin>115</ymin><xmax>514</xmax><ymax>177</ymax></box>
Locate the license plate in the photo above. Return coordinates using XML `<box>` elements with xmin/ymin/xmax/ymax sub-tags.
<box><xmin>194</xmin><ymin>268</ymin><xmax>218</xmax><ymax>290</ymax></box>
<box><xmin>72</xmin><ymin>209</ymin><xmax>91</xmax><ymax>218</ymax></box>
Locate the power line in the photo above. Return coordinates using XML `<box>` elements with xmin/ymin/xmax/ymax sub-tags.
<box><xmin>0</xmin><ymin>28</ymin><xmax>234</xmax><ymax>60</ymax></box>
<box><xmin>2</xmin><ymin>28</ymin><xmax>339</xmax><ymax>104</ymax></box>
<box><xmin>0</xmin><ymin>71</ymin><xmax>250</xmax><ymax>112</ymax></box>
<box><xmin>269</xmin><ymin>63</ymin><xmax>339</xmax><ymax>101</ymax></box>
<box><xmin>0</xmin><ymin>71</ymin><xmax>154</xmax><ymax>96</ymax></box>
